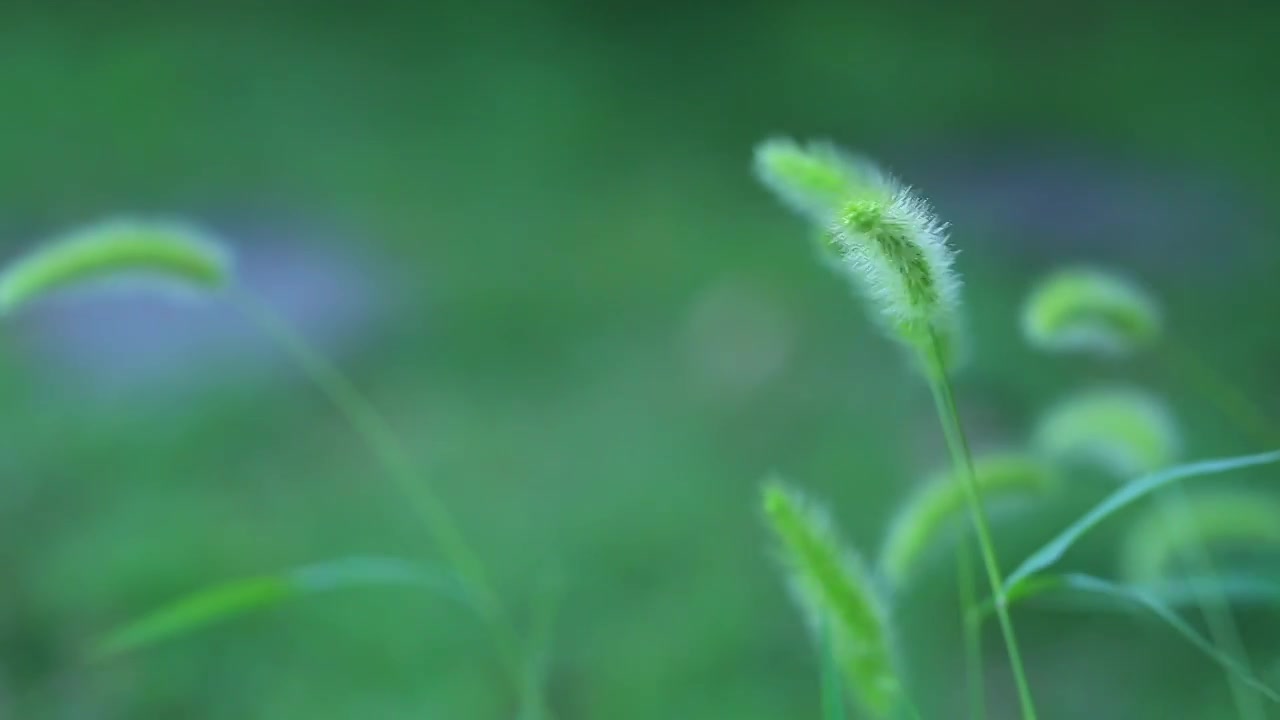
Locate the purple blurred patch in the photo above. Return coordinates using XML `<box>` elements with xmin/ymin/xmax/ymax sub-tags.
<box><xmin>8</xmin><ymin>223</ymin><xmax>387</xmax><ymax>394</ymax></box>
<box><xmin>903</xmin><ymin>144</ymin><xmax>1267</xmax><ymax>270</ymax></box>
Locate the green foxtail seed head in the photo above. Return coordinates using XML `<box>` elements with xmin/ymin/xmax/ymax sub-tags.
<box><xmin>1035</xmin><ymin>387</ymin><xmax>1181</xmax><ymax>480</ymax></box>
<box><xmin>753</xmin><ymin>138</ymin><xmax>964</xmax><ymax>367</ymax></box>
<box><xmin>1021</xmin><ymin>267</ymin><xmax>1161</xmax><ymax>357</ymax></box>
<box><xmin>832</xmin><ymin>189</ymin><xmax>963</xmax><ymax>369</ymax></box>
<box><xmin>1120</xmin><ymin>491</ymin><xmax>1280</xmax><ymax>585</ymax></box>
<box><xmin>879</xmin><ymin>452</ymin><xmax>1055</xmax><ymax>588</ymax></box>
<box><xmin>0</xmin><ymin>218</ymin><xmax>231</xmax><ymax>313</ymax></box>
<box><xmin>762</xmin><ymin>481</ymin><xmax>902</xmax><ymax>718</ymax></box>
<box><xmin>753</xmin><ymin>137</ymin><xmax>891</xmax><ymax>224</ymax></box>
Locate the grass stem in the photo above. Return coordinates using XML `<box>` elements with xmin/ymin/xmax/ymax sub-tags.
<box><xmin>924</xmin><ymin>333</ymin><xmax>1038</xmax><ymax>720</ymax></box>
<box><xmin>957</xmin><ymin>539</ymin><xmax>986</xmax><ymax>720</ymax></box>
<box><xmin>229</xmin><ymin>291</ymin><xmax>524</xmax><ymax>695</ymax></box>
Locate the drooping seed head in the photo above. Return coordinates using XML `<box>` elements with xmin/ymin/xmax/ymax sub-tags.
<box><xmin>1120</xmin><ymin>491</ymin><xmax>1280</xmax><ymax>585</ymax></box>
<box><xmin>0</xmin><ymin>218</ymin><xmax>232</xmax><ymax>313</ymax></box>
<box><xmin>1021</xmin><ymin>267</ymin><xmax>1161</xmax><ymax>357</ymax></box>
<box><xmin>753</xmin><ymin>138</ymin><xmax>965</xmax><ymax>371</ymax></box>
<box><xmin>753</xmin><ymin>137</ymin><xmax>890</xmax><ymax>225</ymax></box>
<box><xmin>831</xmin><ymin>186</ymin><xmax>963</xmax><ymax>369</ymax></box>
<box><xmin>879</xmin><ymin>452</ymin><xmax>1055</xmax><ymax>588</ymax></box>
<box><xmin>762</xmin><ymin>480</ymin><xmax>903</xmax><ymax>718</ymax></box>
<box><xmin>1035</xmin><ymin>387</ymin><xmax>1181</xmax><ymax>480</ymax></box>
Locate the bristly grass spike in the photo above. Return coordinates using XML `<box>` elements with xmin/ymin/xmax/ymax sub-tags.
<box><xmin>1021</xmin><ymin>267</ymin><xmax>1161</xmax><ymax>357</ymax></box>
<box><xmin>762</xmin><ymin>480</ymin><xmax>904</xmax><ymax>719</ymax></box>
<box><xmin>753</xmin><ymin>137</ymin><xmax>890</xmax><ymax>224</ymax></box>
<box><xmin>1035</xmin><ymin>387</ymin><xmax>1181</xmax><ymax>480</ymax></box>
<box><xmin>832</xmin><ymin>188</ymin><xmax>964</xmax><ymax>372</ymax></box>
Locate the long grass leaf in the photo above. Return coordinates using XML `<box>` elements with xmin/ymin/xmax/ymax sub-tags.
<box><xmin>1047</xmin><ymin>574</ymin><xmax>1280</xmax><ymax>703</ymax></box>
<box><xmin>1004</xmin><ymin>449</ymin><xmax>1280</xmax><ymax>592</ymax></box>
<box><xmin>90</xmin><ymin>556</ymin><xmax>469</xmax><ymax>660</ymax></box>
<box><xmin>975</xmin><ymin>571</ymin><xmax>1280</xmax><ymax>706</ymax></box>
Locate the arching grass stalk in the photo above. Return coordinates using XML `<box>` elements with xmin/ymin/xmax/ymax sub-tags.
<box><xmin>229</xmin><ymin>290</ymin><xmax>523</xmax><ymax>682</ymax></box>
<box><xmin>924</xmin><ymin>335</ymin><xmax>1038</xmax><ymax>720</ymax></box>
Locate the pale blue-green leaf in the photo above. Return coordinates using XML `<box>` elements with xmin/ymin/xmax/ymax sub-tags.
<box><xmin>1051</xmin><ymin>574</ymin><xmax>1280</xmax><ymax>703</ymax></box>
<box><xmin>90</xmin><ymin>556</ymin><xmax>469</xmax><ymax>660</ymax></box>
<box><xmin>1005</xmin><ymin>450</ymin><xmax>1280</xmax><ymax>592</ymax></box>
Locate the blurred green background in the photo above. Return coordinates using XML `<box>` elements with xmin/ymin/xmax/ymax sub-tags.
<box><xmin>3</xmin><ymin>1</ymin><xmax>1280</xmax><ymax>718</ymax></box>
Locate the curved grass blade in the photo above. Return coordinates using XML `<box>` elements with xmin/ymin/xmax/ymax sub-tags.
<box><xmin>983</xmin><ymin>570</ymin><xmax>1280</xmax><ymax>621</ymax></box>
<box><xmin>0</xmin><ymin>218</ymin><xmax>230</xmax><ymax>312</ymax></box>
<box><xmin>1004</xmin><ymin>449</ymin><xmax>1280</xmax><ymax>593</ymax></box>
<box><xmin>1031</xmin><ymin>574</ymin><xmax>1280</xmax><ymax>703</ymax></box>
<box><xmin>90</xmin><ymin>576</ymin><xmax>291</xmax><ymax>660</ymax></box>
<box><xmin>879</xmin><ymin>452</ymin><xmax>1054</xmax><ymax>588</ymax></box>
<box><xmin>90</xmin><ymin>556</ymin><xmax>470</xmax><ymax>660</ymax></box>
<box><xmin>1137</xmin><ymin>571</ymin><xmax>1280</xmax><ymax>610</ymax></box>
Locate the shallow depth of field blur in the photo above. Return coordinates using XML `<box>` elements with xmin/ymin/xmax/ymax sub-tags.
<box><xmin>4</xmin><ymin>2</ymin><xmax>1280</xmax><ymax>718</ymax></box>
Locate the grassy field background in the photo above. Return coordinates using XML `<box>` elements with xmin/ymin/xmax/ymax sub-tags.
<box><xmin>3</xmin><ymin>2</ymin><xmax>1280</xmax><ymax>717</ymax></box>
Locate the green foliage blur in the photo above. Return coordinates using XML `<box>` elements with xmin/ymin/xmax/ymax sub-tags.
<box><xmin>3</xmin><ymin>1</ymin><xmax>1280</xmax><ymax>718</ymax></box>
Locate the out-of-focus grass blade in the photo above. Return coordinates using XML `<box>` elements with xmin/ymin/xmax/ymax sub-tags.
<box><xmin>1005</xmin><ymin>449</ymin><xmax>1280</xmax><ymax>592</ymax></box>
<box><xmin>974</xmin><ymin>572</ymin><xmax>1280</xmax><ymax>703</ymax></box>
<box><xmin>90</xmin><ymin>577</ymin><xmax>291</xmax><ymax>660</ymax></box>
<box><xmin>90</xmin><ymin>556</ymin><xmax>469</xmax><ymax>661</ymax></box>
<box><xmin>1145</xmin><ymin>571</ymin><xmax>1280</xmax><ymax>608</ymax></box>
<box><xmin>1050</xmin><ymin>574</ymin><xmax>1280</xmax><ymax>703</ymax></box>
<box><xmin>984</xmin><ymin>570</ymin><xmax>1280</xmax><ymax>621</ymax></box>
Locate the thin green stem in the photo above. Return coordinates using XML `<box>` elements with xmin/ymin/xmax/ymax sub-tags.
<box><xmin>229</xmin><ymin>291</ymin><xmax>521</xmax><ymax>686</ymax></box>
<box><xmin>957</xmin><ymin>539</ymin><xmax>986</xmax><ymax>720</ymax></box>
<box><xmin>924</xmin><ymin>333</ymin><xmax>1038</xmax><ymax>720</ymax></box>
